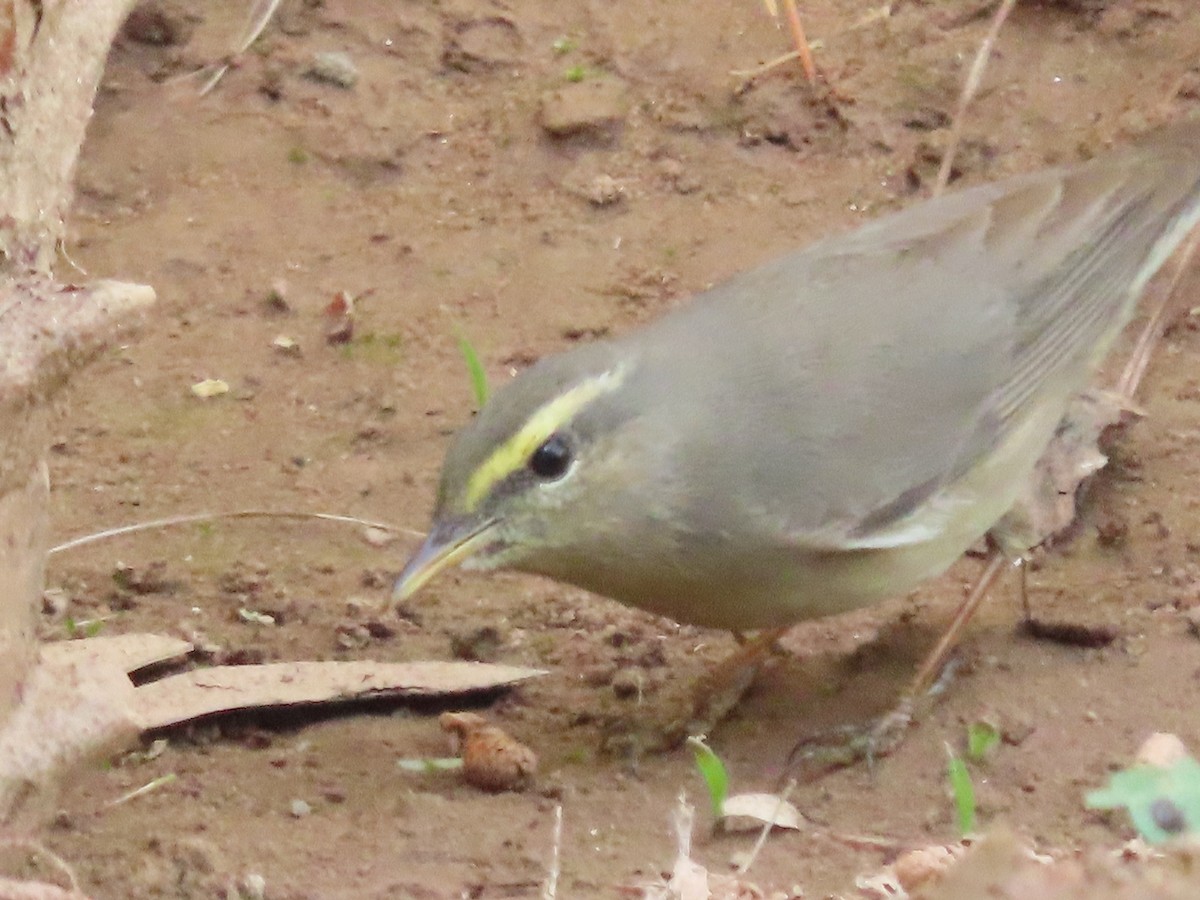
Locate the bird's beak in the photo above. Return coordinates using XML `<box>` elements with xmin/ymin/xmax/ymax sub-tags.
<box><xmin>392</xmin><ymin>517</ymin><xmax>499</xmax><ymax>601</ymax></box>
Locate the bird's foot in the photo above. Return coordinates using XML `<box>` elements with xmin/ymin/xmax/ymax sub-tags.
<box><xmin>782</xmin><ymin>695</ymin><xmax>916</xmax><ymax>782</ymax></box>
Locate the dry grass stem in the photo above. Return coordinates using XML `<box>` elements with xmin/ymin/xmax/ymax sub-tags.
<box><xmin>49</xmin><ymin>510</ymin><xmax>422</xmax><ymax>556</ymax></box>
<box><xmin>935</xmin><ymin>0</ymin><xmax>1018</xmax><ymax>196</ymax></box>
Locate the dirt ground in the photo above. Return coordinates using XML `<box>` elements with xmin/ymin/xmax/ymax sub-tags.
<box><xmin>24</xmin><ymin>0</ymin><xmax>1200</xmax><ymax>896</ymax></box>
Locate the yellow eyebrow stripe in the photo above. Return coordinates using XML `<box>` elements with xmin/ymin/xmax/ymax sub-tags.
<box><xmin>463</xmin><ymin>367</ymin><xmax>626</xmax><ymax>510</ymax></box>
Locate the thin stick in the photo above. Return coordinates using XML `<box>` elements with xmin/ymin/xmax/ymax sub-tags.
<box><xmin>542</xmin><ymin>803</ymin><xmax>564</xmax><ymax>900</ymax></box>
<box><xmin>49</xmin><ymin>510</ymin><xmax>422</xmax><ymax>556</ymax></box>
<box><xmin>907</xmin><ymin>553</ymin><xmax>1008</xmax><ymax>698</ymax></box>
<box><xmin>735</xmin><ymin>778</ymin><xmax>798</xmax><ymax>875</ymax></box>
<box><xmin>168</xmin><ymin>0</ymin><xmax>284</xmax><ymax>98</ymax></box>
<box><xmin>104</xmin><ymin>773</ymin><xmax>178</xmax><ymax>808</ymax></box>
<box><xmin>934</xmin><ymin>0</ymin><xmax>1018</xmax><ymax>196</ymax></box>
<box><xmin>781</xmin><ymin>0</ymin><xmax>818</xmax><ymax>83</ymax></box>
<box><xmin>731</xmin><ymin>48</ymin><xmax>804</xmax><ymax>81</ymax></box>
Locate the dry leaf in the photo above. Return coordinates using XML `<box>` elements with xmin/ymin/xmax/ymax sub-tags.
<box><xmin>992</xmin><ymin>388</ymin><xmax>1137</xmax><ymax>553</ymax></box>
<box><xmin>719</xmin><ymin>792</ymin><xmax>804</xmax><ymax>832</ymax></box>
<box><xmin>129</xmin><ymin>660</ymin><xmax>545</xmax><ymax>731</ymax></box>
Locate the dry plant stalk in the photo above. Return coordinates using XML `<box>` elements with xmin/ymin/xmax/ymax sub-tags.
<box><xmin>934</xmin><ymin>0</ymin><xmax>1019</xmax><ymax>196</ymax></box>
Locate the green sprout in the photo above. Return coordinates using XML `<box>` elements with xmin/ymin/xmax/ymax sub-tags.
<box><xmin>966</xmin><ymin>720</ymin><xmax>1001</xmax><ymax>762</ymax></box>
<box><xmin>551</xmin><ymin>35</ymin><xmax>576</xmax><ymax>55</ymax></box>
<box><xmin>65</xmin><ymin>617</ymin><xmax>105</xmax><ymax>639</ymax></box>
<box><xmin>456</xmin><ymin>333</ymin><xmax>489</xmax><ymax>408</ymax></box>
<box><xmin>564</xmin><ymin>65</ymin><xmax>588</xmax><ymax>83</ymax></box>
<box><xmin>687</xmin><ymin>735</ymin><xmax>729</xmax><ymax>819</ymax></box>
<box><xmin>946</xmin><ymin>745</ymin><xmax>977</xmax><ymax>836</ymax></box>
<box><xmin>287</xmin><ymin>146</ymin><xmax>310</xmax><ymax>164</ymax></box>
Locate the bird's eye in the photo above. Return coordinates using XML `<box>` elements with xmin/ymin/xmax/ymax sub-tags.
<box><xmin>528</xmin><ymin>434</ymin><xmax>572</xmax><ymax>480</ymax></box>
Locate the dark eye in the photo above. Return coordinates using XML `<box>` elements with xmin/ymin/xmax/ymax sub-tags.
<box><xmin>528</xmin><ymin>434</ymin><xmax>572</xmax><ymax>480</ymax></box>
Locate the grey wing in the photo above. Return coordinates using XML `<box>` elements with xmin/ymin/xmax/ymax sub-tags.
<box><xmin>672</xmin><ymin>122</ymin><xmax>1200</xmax><ymax>548</ymax></box>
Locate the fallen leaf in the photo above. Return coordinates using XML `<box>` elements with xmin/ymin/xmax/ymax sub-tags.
<box><xmin>992</xmin><ymin>388</ymin><xmax>1137</xmax><ymax>553</ymax></box>
<box><xmin>129</xmin><ymin>659</ymin><xmax>546</xmax><ymax>730</ymax></box>
<box><xmin>719</xmin><ymin>792</ymin><xmax>804</xmax><ymax>832</ymax></box>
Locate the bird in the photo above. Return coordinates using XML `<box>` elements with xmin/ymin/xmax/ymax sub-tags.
<box><xmin>394</xmin><ymin>120</ymin><xmax>1200</xmax><ymax>730</ymax></box>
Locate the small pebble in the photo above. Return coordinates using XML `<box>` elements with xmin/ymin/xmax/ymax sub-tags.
<box><xmin>239</xmin><ymin>873</ymin><xmax>267</xmax><ymax>900</ymax></box>
<box><xmin>539</xmin><ymin>77</ymin><xmax>627</xmax><ymax>142</ymax></box>
<box><xmin>289</xmin><ymin>798</ymin><xmax>312</xmax><ymax>818</ymax></box>
<box><xmin>306</xmin><ymin>51</ymin><xmax>358</xmax><ymax>89</ymax></box>
<box><xmin>1135</xmin><ymin>732</ymin><xmax>1189</xmax><ymax>768</ymax></box>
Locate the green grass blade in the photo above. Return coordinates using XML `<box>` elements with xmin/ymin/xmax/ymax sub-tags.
<box><xmin>946</xmin><ymin>750</ymin><xmax>976</xmax><ymax>835</ymax></box>
<box><xmin>456</xmin><ymin>333</ymin><xmax>489</xmax><ymax>407</ymax></box>
<box><xmin>687</xmin><ymin>736</ymin><xmax>729</xmax><ymax>818</ymax></box>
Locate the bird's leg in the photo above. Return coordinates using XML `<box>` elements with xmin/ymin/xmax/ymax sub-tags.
<box><xmin>687</xmin><ymin>625</ymin><xmax>791</xmax><ymax>736</ymax></box>
<box><xmin>785</xmin><ymin>552</ymin><xmax>1009</xmax><ymax>780</ymax></box>
<box><xmin>864</xmin><ymin>551</ymin><xmax>1010</xmax><ymax>754</ymax></box>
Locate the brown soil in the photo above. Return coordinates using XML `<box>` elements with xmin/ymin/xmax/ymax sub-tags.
<box><xmin>29</xmin><ymin>0</ymin><xmax>1200</xmax><ymax>896</ymax></box>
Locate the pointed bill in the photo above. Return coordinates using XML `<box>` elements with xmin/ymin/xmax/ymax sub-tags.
<box><xmin>393</xmin><ymin>518</ymin><xmax>499</xmax><ymax>601</ymax></box>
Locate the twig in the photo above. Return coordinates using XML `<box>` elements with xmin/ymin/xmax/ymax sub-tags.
<box><xmin>49</xmin><ymin>510</ymin><xmax>422</xmax><ymax>556</ymax></box>
<box><xmin>736</xmin><ymin>4</ymin><xmax>888</xmax><ymax>82</ymax></box>
<box><xmin>104</xmin><ymin>773</ymin><xmax>177</xmax><ymax>808</ymax></box>
<box><xmin>819</xmin><ymin>829</ymin><xmax>906</xmax><ymax>852</ymax></box>
<box><xmin>757</xmin><ymin>0</ymin><xmax>818</xmax><ymax>83</ymax></box>
<box><xmin>781</xmin><ymin>0</ymin><xmax>818</xmax><ymax>82</ymax></box>
<box><xmin>934</xmin><ymin>0</ymin><xmax>1018</xmax><ymax>196</ymax></box>
<box><xmin>735</xmin><ymin>778</ymin><xmax>797</xmax><ymax>875</ymax></box>
<box><xmin>542</xmin><ymin>803</ymin><xmax>563</xmax><ymax>900</ymax></box>
<box><xmin>167</xmin><ymin>0</ymin><xmax>285</xmax><ymax>98</ymax></box>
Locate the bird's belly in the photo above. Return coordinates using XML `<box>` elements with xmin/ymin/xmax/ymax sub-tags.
<box><xmin>583</xmin><ymin>393</ymin><xmax>1070</xmax><ymax>631</ymax></box>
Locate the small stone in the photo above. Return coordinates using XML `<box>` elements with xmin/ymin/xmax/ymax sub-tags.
<box><xmin>305</xmin><ymin>52</ymin><xmax>358</xmax><ymax>89</ymax></box>
<box><xmin>361</xmin><ymin>526</ymin><xmax>395</xmax><ymax>547</ymax></box>
<box><xmin>892</xmin><ymin>844</ymin><xmax>959</xmax><ymax>892</ymax></box>
<box><xmin>271</xmin><ymin>335</ymin><xmax>301</xmax><ymax>356</ymax></box>
<box><xmin>539</xmin><ymin>77</ymin><xmax>628</xmax><ymax>143</ymax></box>
<box><xmin>289</xmin><ymin>798</ymin><xmax>312</xmax><ymax>818</ymax></box>
<box><xmin>335</xmin><ymin>623</ymin><xmax>371</xmax><ymax>650</ymax></box>
<box><xmin>658</xmin><ymin>157</ymin><xmax>701</xmax><ymax>195</ymax></box>
<box><xmin>238</xmin><ymin>873</ymin><xmax>267</xmax><ymax>900</ymax></box>
<box><xmin>442</xmin><ymin>17</ymin><xmax>522</xmax><ymax>72</ymax></box>
<box><xmin>583</xmin><ymin>174</ymin><xmax>623</xmax><ymax>207</ymax></box>
<box><xmin>191</xmin><ymin>378</ymin><xmax>229</xmax><ymax>399</ymax></box>
<box><xmin>1135</xmin><ymin>732</ymin><xmax>1190</xmax><ymax>769</ymax></box>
